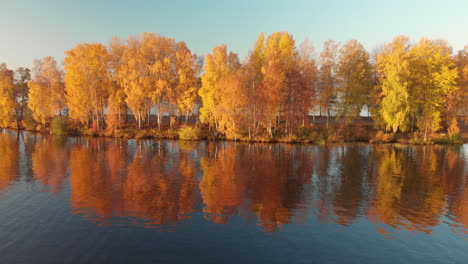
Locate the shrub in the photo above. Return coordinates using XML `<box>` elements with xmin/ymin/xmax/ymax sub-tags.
<box><xmin>243</xmin><ymin>134</ymin><xmax>274</xmax><ymax>143</ymax></box>
<box><xmin>371</xmin><ymin>130</ymin><xmax>395</xmax><ymax>143</ymax></box>
<box><xmin>447</xmin><ymin>118</ymin><xmax>460</xmax><ymax>137</ymax></box>
<box><xmin>327</xmin><ymin>132</ymin><xmax>344</xmax><ymax>143</ymax></box>
<box><xmin>314</xmin><ymin>133</ymin><xmax>327</xmax><ymax>145</ymax></box>
<box><xmin>408</xmin><ymin>132</ymin><xmax>432</xmax><ymax>145</ymax></box>
<box><xmin>135</xmin><ymin>129</ymin><xmax>154</xmax><ymax>139</ymax></box>
<box><xmin>81</xmin><ymin>127</ymin><xmax>97</xmax><ymax>137</ymax></box>
<box><xmin>344</xmin><ymin>124</ymin><xmax>373</xmax><ymax>142</ymax></box>
<box><xmin>294</xmin><ymin>127</ymin><xmax>315</xmax><ymax>142</ymax></box>
<box><xmin>51</xmin><ymin>117</ymin><xmax>70</xmax><ymax>135</ymax></box>
<box><xmin>178</xmin><ymin>126</ymin><xmax>200</xmax><ymax>140</ymax></box>
<box><xmin>159</xmin><ymin>129</ymin><xmax>179</xmax><ymax>139</ymax></box>
<box><xmin>434</xmin><ymin>134</ymin><xmax>464</xmax><ymax>144</ymax></box>
<box><xmin>382</xmin><ymin>133</ymin><xmax>394</xmax><ymax>143</ymax></box>
<box><xmin>115</xmin><ymin>128</ymin><xmax>136</xmax><ymax>138</ymax></box>
<box><xmin>278</xmin><ymin>134</ymin><xmax>299</xmax><ymax>143</ymax></box>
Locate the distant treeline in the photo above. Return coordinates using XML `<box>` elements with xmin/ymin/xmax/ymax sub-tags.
<box><xmin>0</xmin><ymin>32</ymin><xmax>467</xmax><ymax>143</ymax></box>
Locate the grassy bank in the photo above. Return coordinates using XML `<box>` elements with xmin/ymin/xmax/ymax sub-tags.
<box><xmin>4</xmin><ymin>116</ymin><xmax>464</xmax><ymax>145</ymax></box>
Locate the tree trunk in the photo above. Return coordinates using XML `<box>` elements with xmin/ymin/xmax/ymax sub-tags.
<box><xmin>147</xmin><ymin>107</ymin><xmax>151</xmax><ymax>126</ymax></box>
<box><xmin>157</xmin><ymin>103</ymin><xmax>162</xmax><ymax>130</ymax></box>
<box><xmin>326</xmin><ymin>108</ymin><xmax>330</xmax><ymax>129</ymax></box>
<box><xmin>424</xmin><ymin>123</ymin><xmax>428</xmax><ymax>142</ymax></box>
<box><xmin>14</xmin><ymin>112</ymin><xmax>21</xmax><ymax>131</ymax></box>
<box><xmin>118</xmin><ymin>105</ymin><xmax>121</xmax><ymax>128</ymax></box>
<box><xmin>138</xmin><ymin>111</ymin><xmax>141</xmax><ymax>130</ymax></box>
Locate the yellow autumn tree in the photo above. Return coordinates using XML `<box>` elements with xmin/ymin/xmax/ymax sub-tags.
<box><xmin>245</xmin><ymin>32</ymin><xmax>266</xmax><ymax>138</ymax></box>
<box><xmin>375</xmin><ymin>36</ymin><xmax>412</xmax><ymax>133</ymax></box>
<box><xmin>455</xmin><ymin>46</ymin><xmax>468</xmax><ymax>119</ymax></box>
<box><xmin>118</xmin><ymin>37</ymin><xmax>149</xmax><ymax>129</ymax></box>
<box><xmin>64</xmin><ymin>43</ymin><xmax>111</xmax><ymax>130</ymax></box>
<box><xmin>407</xmin><ymin>38</ymin><xmax>458</xmax><ymax>139</ymax></box>
<box><xmin>261</xmin><ymin>32</ymin><xmax>297</xmax><ymax>135</ymax></box>
<box><xmin>28</xmin><ymin>56</ymin><xmax>65</xmax><ymax>124</ymax></box>
<box><xmin>148</xmin><ymin>35</ymin><xmax>178</xmax><ymax>129</ymax></box>
<box><xmin>174</xmin><ymin>41</ymin><xmax>200</xmax><ymax>123</ymax></box>
<box><xmin>107</xmin><ymin>37</ymin><xmax>127</xmax><ymax>130</ymax></box>
<box><xmin>199</xmin><ymin>44</ymin><xmax>240</xmax><ymax>129</ymax></box>
<box><xmin>336</xmin><ymin>39</ymin><xmax>372</xmax><ymax>119</ymax></box>
<box><xmin>215</xmin><ymin>69</ymin><xmax>250</xmax><ymax>139</ymax></box>
<box><xmin>119</xmin><ymin>33</ymin><xmax>178</xmax><ymax>129</ymax></box>
<box><xmin>0</xmin><ymin>63</ymin><xmax>18</xmax><ymax>128</ymax></box>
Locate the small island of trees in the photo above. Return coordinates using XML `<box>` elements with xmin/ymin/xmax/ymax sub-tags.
<box><xmin>0</xmin><ymin>32</ymin><xmax>467</xmax><ymax>144</ymax></box>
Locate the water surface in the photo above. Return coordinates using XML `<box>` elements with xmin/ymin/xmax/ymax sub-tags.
<box><xmin>0</xmin><ymin>130</ymin><xmax>467</xmax><ymax>263</ymax></box>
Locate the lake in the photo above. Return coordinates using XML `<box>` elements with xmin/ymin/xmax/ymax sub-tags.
<box><xmin>0</xmin><ymin>130</ymin><xmax>467</xmax><ymax>263</ymax></box>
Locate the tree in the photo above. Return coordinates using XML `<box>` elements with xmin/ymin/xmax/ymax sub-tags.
<box><xmin>318</xmin><ymin>40</ymin><xmax>339</xmax><ymax>123</ymax></box>
<box><xmin>407</xmin><ymin>39</ymin><xmax>458</xmax><ymax>139</ymax></box>
<box><xmin>336</xmin><ymin>39</ymin><xmax>372</xmax><ymax>120</ymax></box>
<box><xmin>0</xmin><ymin>63</ymin><xmax>18</xmax><ymax>128</ymax></box>
<box><xmin>14</xmin><ymin>67</ymin><xmax>31</xmax><ymax>119</ymax></box>
<box><xmin>174</xmin><ymin>42</ymin><xmax>200</xmax><ymax>124</ymax></box>
<box><xmin>149</xmin><ymin>36</ymin><xmax>178</xmax><ymax>129</ymax></box>
<box><xmin>455</xmin><ymin>46</ymin><xmax>468</xmax><ymax>119</ymax></box>
<box><xmin>198</xmin><ymin>44</ymin><xmax>240</xmax><ymax>130</ymax></box>
<box><xmin>214</xmin><ymin>69</ymin><xmax>250</xmax><ymax>139</ymax></box>
<box><xmin>28</xmin><ymin>56</ymin><xmax>65</xmax><ymax>124</ymax></box>
<box><xmin>245</xmin><ymin>32</ymin><xmax>266</xmax><ymax>137</ymax></box>
<box><xmin>118</xmin><ymin>37</ymin><xmax>149</xmax><ymax>129</ymax></box>
<box><xmin>261</xmin><ymin>32</ymin><xmax>297</xmax><ymax>135</ymax></box>
<box><xmin>375</xmin><ymin>36</ymin><xmax>412</xmax><ymax>133</ymax></box>
<box><xmin>118</xmin><ymin>33</ymin><xmax>179</xmax><ymax>130</ymax></box>
<box><xmin>107</xmin><ymin>37</ymin><xmax>127</xmax><ymax>130</ymax></box>
<box><xmin>65</xmin><ymin>43</ymin><xmax>111</xmax><ymax>130</ymax></box>
<box><xmin>295</xmin><ymin>39</ymin><xmax>318</xmax><ymax>127</ymax></box>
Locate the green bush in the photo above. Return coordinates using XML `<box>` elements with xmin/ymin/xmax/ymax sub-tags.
<box><xmin>178</xmin><ymin>126</ymin><xmax>201</xmax><ymax>140</ymax></box>
<box><xmin>314</xmin><ymin>133</ymin><xmax>327</xmax><ymax>145</ymax></box>
<box><xmin>408</xmin><ymin>132</ymin><xmax>431</xmax><ymax>145</ymax></box>
<box><xmin>51</xmin><ymin>117</ymin><xmax>70</xmax><ymax>135</ymax></box>
<box><xmin>294</xmin><ymin>127</ymin><xmax>315</xmax><ymax>142</ymax></box>
<box><xmin>434</xmin><ymin>134</ymin><xmax>464</xmax><ymax>144</ymax></box>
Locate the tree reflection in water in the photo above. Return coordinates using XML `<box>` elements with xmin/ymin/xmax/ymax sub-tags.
<box><xmin>6</xmin><ymin>132</ymin><xmax>465</xmax><ymax>237</ymax></box>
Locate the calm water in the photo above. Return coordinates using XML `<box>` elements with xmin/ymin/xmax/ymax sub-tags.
<box><xmin>0</xmin><ymin>130</ymin><xmax>467</xmax><ymax>264</ymax></box>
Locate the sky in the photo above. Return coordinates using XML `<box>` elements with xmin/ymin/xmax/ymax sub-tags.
<box><xmin>1</xmin><ymin>0</ymin><xmax>467</xmax><ymax>70</ymax></box>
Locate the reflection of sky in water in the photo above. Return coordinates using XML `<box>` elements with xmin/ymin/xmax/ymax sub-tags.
<box><xmin>463</xmin><ymin>144</ymin><xmax>468</xmax><ymax>171</ymax></box>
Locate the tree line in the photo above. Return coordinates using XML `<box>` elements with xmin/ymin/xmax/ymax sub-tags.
<box><xmin>0</xmin><ymin>32</ymin><xmax>467</xmax><ymax>142</ymax></box>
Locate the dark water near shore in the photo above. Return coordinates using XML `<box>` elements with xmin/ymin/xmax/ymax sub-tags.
<box><xmin>0</xmin><ymin>130</ymin><xmax>467</xmax><ymax>263</ymax></box>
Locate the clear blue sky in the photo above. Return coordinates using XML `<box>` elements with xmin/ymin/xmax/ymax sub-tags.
<box><xmin>1</xmin><ymin>0</ymin><xmax>467</xmax><ymax>70</ymax></box>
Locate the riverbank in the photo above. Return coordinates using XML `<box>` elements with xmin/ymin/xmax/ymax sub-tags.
<box><xmin>2</xmin><ymin>120</ymin><xmax>465</xmax><ymax>145</ymax></box>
